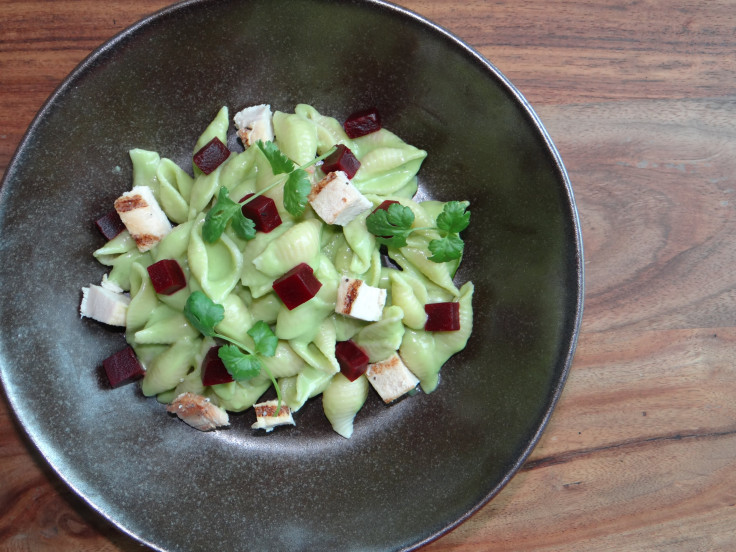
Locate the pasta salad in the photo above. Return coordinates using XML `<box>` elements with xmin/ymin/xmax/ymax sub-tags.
<box><xmin>81</xmin><ymin>104</ymin><xmax>473</xmax><ymax>438</ymax></box>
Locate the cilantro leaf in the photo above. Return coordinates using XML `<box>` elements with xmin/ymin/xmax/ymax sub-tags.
<box><xmin>256</xmin><ymin>140</ymin><xmax>295</xmax><ymax>175</ymax></box>
<box><xmin>366</xmin><ymin>203</ymin><xmax>415</xmax><ymax>248</ymax></box>
<box><xmin>428</xmin><ymin>234</ymin><xmax>464</xmax><ymax>262</ymax></box>
<box><xmin>218</xmin><ymin>344</ymin><xmax>262</xmax><ymax>380</ymax></box>
<box><xmin>367</xmin><ymin>200</ymin><xmax>470</xmax><ymax>263</ymax></box>
<box><xmin>184</xmin><ymin>291</ymin><xmax>225</xmax><ymax>337</ymax></box>
<box><xmin>375</xmin><ymin>231</ymin><xmax>411</xmax><ymax>249</ymax></box>
<box><xmin>231</xmin><ymin>209</ymin><xmax>257</xmax><ymax>241</ymax></box>
<box><xmin>385</xmin><ymin>203</ymin><xmax>415</xmax><ymax>228</ymax></box>
<box><xmin>247</xmin><ymin>320</ymin><xmax>278</xmax><ymax>357</ymax></box>
<box><xmin>283</xmin><ymin>169</ymin><xmax>312</xmax><ymax>217</ymax></box>
<box><xmin>202</xmin><ymin>187</ymin><xmax>239</xmax><ymax>243</ymax></box>
<box><xmin>436</xmin><ymin>201</ymin><xmax>470</xmax><ymax>234</ymax></box>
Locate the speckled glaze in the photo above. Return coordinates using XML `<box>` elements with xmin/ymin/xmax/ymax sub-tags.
<box><xmin>0</xmin><ymin>1</ymin><xmax>583</xmax><ymax>550</ymax></box>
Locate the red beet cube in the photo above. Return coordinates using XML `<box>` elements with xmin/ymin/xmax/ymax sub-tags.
<box><xmin>424</xmin><ymin>302</ymin><xmax>460</xmax><ymax>332</ymax></box>
<box><xmin>335</xmin><ymin>340</ymin><xmax>370</xmax><ymax>381</ymax></box>
<box><xmin>95</xmin><ymin>210</ymin><xmax>126</xmax><ymax>240</ymax></box>
<box><xmin>240</xmin><ymin>193</ymin><xmax>282</xmax><ymax>233</ymax></box>
<box><xmin>321</xmin><ymin>144</ymin><xmax>361</xmax><ymax>179</ymax></box>
<box><xmin>344</xmin><ymin>107</ymin><xmax>381</xmax><ymax>138</ymax></box>
<box><xmin>147</xmin><ymin>259</ymin><xmax>187</xmax><ymax>295</ymax></box>
<box><xmin>272</xmin><ymin>263</ymin><xmax>322</xmax><ymax>310</ymax></box>
<box><xmin>201</xmin><ymin>346</ymin><xmax>234</xmax><ymax>386</ymax></box>
<box><xmin>193</xmin><ymin>136</ymin><xmax>230</xmax><ymax>175</ymax></box>
<box><xmin>372</xmin><ymin>200</ymin><xmax>400</xmax><ymax>215</ymax></box>
<box><xmin>103</xmin><ymin>346</ymin><xmax>144</xmax><ymax>388</ymax></box>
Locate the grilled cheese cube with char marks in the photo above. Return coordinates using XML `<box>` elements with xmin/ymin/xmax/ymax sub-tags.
<box><xmin>308</xmin><ymin>170</ymin><xmax>372</xmax><ymax>226</ymax></box>
<box><xmin>336</xmin><ymin>277</ymin><xmax>387</xmax><ymax>322</ymax></box>
<box><xmin>114</xmin><ymin>185</ymin><xmax>172</xmax><ymax>252</ymax></box>
<box><xmin>167</xmin><ymin>392</ymin><xmax>230</xmax><ymax>431</ymax></box>
<box><xmin>366</xmin><ymin>353</ymin><xmax>420</xmax><ymax>404</ymax></box>
<box><xmin>233</xmin><ymin>104</ymin><xmax>274</xmax><ymax>147</ymax></box>
<box><xmin>252</xmin><ymin>400</ymin><xmax>296</xmax><ymax>432</ymax></box>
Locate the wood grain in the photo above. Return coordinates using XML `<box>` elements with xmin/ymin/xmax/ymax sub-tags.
<box><xmin>2</xmin><ymin>0</ymin><xmax>736</xmax><ymax>550</ymax></box>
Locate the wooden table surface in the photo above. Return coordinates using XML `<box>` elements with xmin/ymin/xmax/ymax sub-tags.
<box><xmin>2</xmin><ymin>1</ymin><xmax>735</xmax><ymax>550</ymax></box>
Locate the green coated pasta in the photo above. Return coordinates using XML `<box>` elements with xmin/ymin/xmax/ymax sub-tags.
<box><xmin>342</xmin><ymin>212</ymin><xmax>376</xmax><ymax>275</ymax></box>
<box><xmin>240</xmin><ymin>222</ymin><xmax>292</xmax><ymax>297</ymax></box>
<box><xmin>140</xmin><ymin>337</ymin><xmax>201</xmax><ymax>397</ymax></box>
<box><xmin>133</xmin><ymin>305</ymin><xmax>198</xmax><ymax>345</ymax></box>
<box><xmin>157</xmin><ymin>158</ymin><xmax>193</xmax><ymax>223</ymax></box>
<box><xmin>86</xmin><ymin>103</ymin><xmax>474</xmax><ymax>439</ymax></box>
<box><xmin>130</xmin><ymin>149</ymin><xmax>161</xmax><ymax>198</ymax></box>
<box><xmin>322</xmin><ymin>373</ymin><xmax>369</xmax><ymax>439</ymax></box>
<box><xmin>281</xmin><ymin>365</ymin><xmax>333</xmax><ymax>412</ymax></box>
<box><xmin>389</xmin><ymin>271</ymin><xmax>429</xmax><ymax>330</ymax></box>
<box><xmin>273</xmin><ymin>111</ymin><xmax>318</xmax><ymax>166</ymax></box>
<box><xmin>193</xmin><ymin>106</ymin><xmax>229</xmax><ymax>172</ymax></box>
<box><xmin>399</xmin><ymin>282</ymin><xmax>474</xmax><ymax>392</ymax></box>
<box><xmin>252</xmin><ymin>219</ymin><xmax>322</xmax><ymax>277</ymax></box>
<box><xmin>125</xmin><ymin>262</ymin><xmax>161</xmax><ymax>334</ymax></box>
<box><xmin>188</xmin><ymin>213</ymin><xmax>244</xmax><ymax>303</ymax></box>
<box><xmin>212</xmin><ymin>378</ymin><xmax>271</xmax><ymax>412</ymax></box>
<box><xmin>354</xmin><ymin>305</ymin><xmax>406</xmax><ymax>363</ymax></box>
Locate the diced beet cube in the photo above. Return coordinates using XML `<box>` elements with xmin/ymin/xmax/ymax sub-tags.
<box><xmin>201</xmin><ymin>346</ymin><xmax>234</xmax><ymax>386</ymax></box>
<box><xmin>335</xmin><ymin>340</ymin><xmax>370</xmax><ymax>381</ymax></box>
<box><xmin>372</xmin><ymin>199</ymin><xmax>400</xmax><ymax>215</ymax></box>
<box><xmin>424</xmin><ymin>302</ymin><xmax>461</xmax><ymax>332</ymax></box>
<box><xmin>272</xmin><ymin>263</ymin><xmax>322</xmax><ymax>310</ymax></box>
<box><xmin>103</xmin><ymin>346</ymin><xmax>144</xmax><ymax>388</ymax></box>
<box><xmin>147</xmin><ymin>259</ymin><xmax>187</xmax><ymax>295</ymax></box>
<box><xmin>344</xmin><ymin>107</ymin><xmax>381</xmax><ymax>138</ymax></box>
<box><xmin>321</xmin><ymin>144</ymin><xmax>361</xmax><ymax>179</ymax></box>
<box><xmin>95</xmin><ymin>210</ymin><xmax>126</xmax><ymax>240</ymax></box>
<box><xmin>240</xmin><ymin>193</ymin><xmax>282</xmax><ymax>233</ymax></box>
<box><xmin>193</xmin><ymin>136</ymin><xmax>230</xmax><ymax>175</ymax></box>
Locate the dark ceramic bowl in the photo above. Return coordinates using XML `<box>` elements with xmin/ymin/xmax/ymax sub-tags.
<box><xmin>0</xmin><ymin>0</ymin><xmax>583</xmax><ymax>550</ymax></box>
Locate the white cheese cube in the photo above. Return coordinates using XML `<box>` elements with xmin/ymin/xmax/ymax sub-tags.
<box><xmin>234</xmin><ymin>104</ymin><xmax>274</xmax><ymax>146</ymax></box>
<box><xmin>80</xmin><ymin>284</ymin><xmax>130</xmax><ymax>326</ymax></box>
<box><xmin>308</xmin><ymin>171</ymin><xmax>372</xmax><ymax>226</ymax></box>
<box><xmin>366</xmin><ymin>353</ymin><xmax>420</xmax><ymax>404</ymax></box>
<box><xmin>114</xmin><ymin>185</ymin><xmax>171</xmax><ymax>252</ymax></box>
<box><xmin>335</xmin><ymin>277</ymin><xmax>386</xmax><ymax>322</ymax></box>
<box><xmin>251</xmin><ymin>400</ymin><xmax>296</xmax><ymax>432</ymax></box>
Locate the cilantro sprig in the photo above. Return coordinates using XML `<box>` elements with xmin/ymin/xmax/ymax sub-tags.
<box><xmin>201</xmin><ymin>141</ymin><xmax>336</xmax><ymax>243</ymax></box>
<box><xmin>366</xmin><ymin>200</ymin><xmax>470</xmax><ymax>263</ymax></box>
<box><xmin>202</xmin><ymin>187</ymin><xmax>257</xmax><ymax>242</ymax></box>
<box><xmin>184</xmin><ymin>291</ymin><xmax>283</xmax><ymax>413</ymax></box>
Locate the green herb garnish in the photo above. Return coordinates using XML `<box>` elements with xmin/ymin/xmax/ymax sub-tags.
<box><xmin>247</xmin><ymin>320</ymin><xmax>279</xmax><ymax>356</ymax></box>
<box><xmin>217</xmin><ymin>344</ymin><xmax>263</xmax><ymax>380</ymax></box>
<box><xmin>366</xmin><ymin>200</ymin><xmax>470</xmax><ymax>263</ymax></box>
<box><xmin>283</xmin><ymin>169</ymin><xmax>312</xmax><ymax>216</ymax></box>
<box><xmin>184</xmin><ymin>291</ymin><xmax>282</xmax><ymax>414</ymax></box>
<box><xmin>256</xmin><ymin>140</ymin><xmax>295</xmax><ymax>175</ymax></box>
<box><xmin>184</xmin><ymin>289</ymin><xmax>225</xmax><ymax>337</ymax></box>
<box><xmin>257</xmin><ymin>140</ymin><xmax>336</xmax><ymax>217</ymax></box>
<box><xmin>201</xmin><ymin>141</ymin><xmax>336</xmax><ymax>243</ymax></box>
<box><xmin>202</xmin><ymin>187</ymin><xmax>257</xmax><ymax>243</ymax></box>
<box><xmin>365</xmin><ymin>203</ymin><xmax>416</xmax><ymax>248</ymax></box>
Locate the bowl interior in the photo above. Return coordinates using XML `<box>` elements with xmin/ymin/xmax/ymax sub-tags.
<box><xmin>0</xmin><ymin>1</ymin><xmax>582</xmax><ymax>550</ymax></box>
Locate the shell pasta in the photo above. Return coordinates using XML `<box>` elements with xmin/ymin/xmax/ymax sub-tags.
<box><xmin>85</xmin><ymin>104</ymin><xmax>474</xmax><ymax>438</ymax></box>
